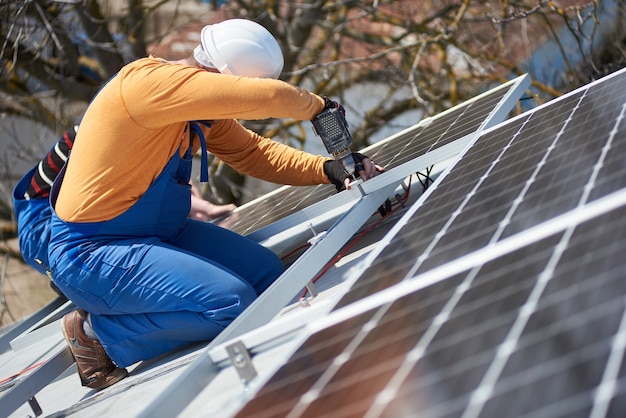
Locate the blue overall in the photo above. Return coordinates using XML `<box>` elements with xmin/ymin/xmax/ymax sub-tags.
<box><xmin>12</xmin><ymin>165</ymin><xmax>54</xmax><ymax>275</ymax></box>
<box><xmin>47</xmin><ymin>125</ymin><xmax>284</xmax><ymax>367</ymax></box>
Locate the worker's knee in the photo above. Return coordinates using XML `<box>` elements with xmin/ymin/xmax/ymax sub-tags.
<box><xmin>209</xmin><ymin>286</ymin><xmax>257</xmax><ymax>327</ymax></box>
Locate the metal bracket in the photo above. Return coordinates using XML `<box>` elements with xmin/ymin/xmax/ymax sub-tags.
<box><xmin>28</xmin><ymin>396</ymin><xmax>43</xmax><ymax>416</ymax></box>
<box><xmin>225</xmin><ymin>341</ymin><xmax>257</xmax><ymax>388</ymax></box>
<box><xmin>300</xmin><ymin>280</ymin><xmax>319</xmax><ymax>307</ymax></box>
<box><xmin>305</xmin><ymin>280</ymin><xmax>319</xmax><ymax>299</ymax></box>
<box><xmin>307</xmin><ymin>223</ymin><xmax>327</xmax><ymax>246</ymax></box>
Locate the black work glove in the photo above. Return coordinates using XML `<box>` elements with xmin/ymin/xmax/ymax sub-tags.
<box><xmin>323</xmin><ymin>152</ymin><xmax>369</xmax><ymax>192</ymax></box>
<box><xmin>322</xmin><ymin>96</ymin><xmax>345</xmax><ymax>114</ymax></box>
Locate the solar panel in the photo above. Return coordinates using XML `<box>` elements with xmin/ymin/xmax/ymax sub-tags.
<box><xmin>229</xmin><ymin>68</ymin><xmax>626</xmax><ymax>417</ymax></box>
<box><xmin>225</xmin><ymin>184</ymin><xmax>335</xmax><ymax>236</ymax></box>
<box><xmin>335</xmin><ymin>68</ymin><xmax>626</xmax><ymax>308</ymax></box>
<box><xmin>226</xmin><ymin>76</ymin><xmax>527</xmax><ymax>239</ymax></box>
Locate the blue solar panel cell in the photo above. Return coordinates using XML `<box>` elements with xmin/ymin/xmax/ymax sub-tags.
<box><xmin>372</xmin><ymin>205</ymin><xmax>626</xmax><ymax>417</ymax></box>
<box><xmin>226</xmin><ymin>185</ymin><xmax>335</xmax><ymax>236</ymax></box>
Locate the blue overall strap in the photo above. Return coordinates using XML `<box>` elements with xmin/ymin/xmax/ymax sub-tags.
<box><xmin>189</xmin><ymin>121</ymin><xmax>211</xmax><ymax>182</ymax></box>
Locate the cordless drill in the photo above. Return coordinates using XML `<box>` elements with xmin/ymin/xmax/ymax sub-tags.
<box><xmin>311</xmin><ymin>103</ymin><xmax>356</xmax><ymax>178</ymax></box>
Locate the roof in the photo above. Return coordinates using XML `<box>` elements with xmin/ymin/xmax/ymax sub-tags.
<box><xmin>1</xmin><ymin>68</ymin><xmax>625</xmax><ymax>417</ymax></box>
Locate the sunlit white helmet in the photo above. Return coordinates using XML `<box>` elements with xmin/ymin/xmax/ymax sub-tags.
<box><xmin>193</xmin><ymin>19</ymin><xmax>284</xmax><ymax>79</ymax></box>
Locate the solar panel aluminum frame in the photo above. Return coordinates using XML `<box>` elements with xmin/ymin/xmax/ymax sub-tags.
<box><xmin>7</xmin><ymin>301</ymin><xmax>73</xmax><ymax>352</ymax></box>
<box><xmin>0</xmin><ymin>345</ymin><xmax>74</xmax><ymax>417</ymax></box>
<box><xmin>0</xmin><ymin>297</ymin><xmax>69</xmax><ymax>354</ymax></box>
<box><xmin>137</xmin><ymin>75</ymin><xmax>531</xmax><ymax>418</ymax></box>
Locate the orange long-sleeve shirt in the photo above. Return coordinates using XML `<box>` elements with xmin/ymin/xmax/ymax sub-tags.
<box><xmin>55</xmin><ymin>57</ymin><xmax>328</xmax><ymax>222</ymax></box>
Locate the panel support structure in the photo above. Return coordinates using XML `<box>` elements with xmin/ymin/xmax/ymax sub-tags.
<box><xmin>0</xmin><ymin>345</ymin><xmax>74</xmax><ymax>417</ymax></box>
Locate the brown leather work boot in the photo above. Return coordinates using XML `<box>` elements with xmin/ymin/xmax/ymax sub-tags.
<box><xmin>61</xmin><ymin>309</ymin><xmax>128</xmax><ymax>389</ymax></box>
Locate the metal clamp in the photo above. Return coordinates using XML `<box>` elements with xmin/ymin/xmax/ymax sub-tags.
<box><xmin>300</xmin><ymin>280</ymin><xmax>320</xmax><ymax>307</ymax></box>
<box><xmin>307</xmin><ymin>223</ymin><xmax>328</xmax><ymax>246</ymax></box>
<box><xmin>225</xmin><ymin>341</ymin><xmax>257</xmax><ymax>388</ymax></box>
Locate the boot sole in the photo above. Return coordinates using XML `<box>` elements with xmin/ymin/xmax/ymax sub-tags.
<box><xmin>61</xmin><ymin>312</ymin><xmax>128</xmax><ymax>390</ymax></box>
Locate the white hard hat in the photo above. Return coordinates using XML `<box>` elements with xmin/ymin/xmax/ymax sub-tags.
<box><xmin>193</xmin><ymin>19</ymin><xmax>284</xmax><ymax>79</ymax></box>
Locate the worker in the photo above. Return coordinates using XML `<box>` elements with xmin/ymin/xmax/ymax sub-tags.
<box><xmin>47</xmin><ymin>19</ymin><xmax>380</xmax><ymax>390</ymax></box>
<box><xmin>12</xmin><ymin>127</ymin><xmax>236</xmax><ymax>296</ymax></box>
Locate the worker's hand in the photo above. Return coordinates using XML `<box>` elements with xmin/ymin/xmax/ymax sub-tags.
<box><xmin>324</xmin><ymin>152</ymin><xmax>384</xmax><ymax>192</ymax></box>
<box><xmin>189</xmin><ymin>183</ymin><xmax>236</xmax><ymax>222</ymax></box>
<box><xmin>322</xmin><ymin>96</ymin><xmax>345</xmax><ymax>114</ymax></box>
<box><xmin>189</xmin><ymin>197</ymin><xmax>237</xmax><ymax>222</ymax></box>
<box><xmin>353</xmin><ymin>152</ymin><xmax>384</xmax><ymax>181</ymax></box>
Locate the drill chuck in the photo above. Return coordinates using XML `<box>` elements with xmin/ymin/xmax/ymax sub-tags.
<box><xmin>335</xmin><ymin>149</ymin><xmax>356</xmax><ymax>176</ymax></box>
